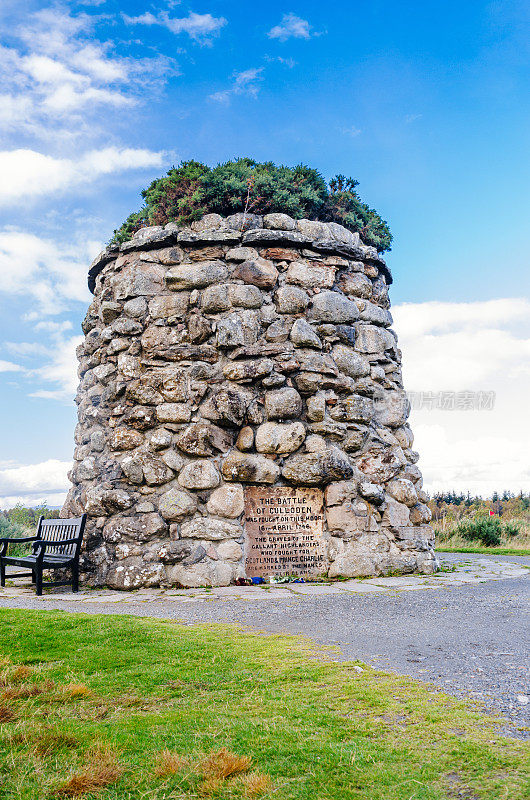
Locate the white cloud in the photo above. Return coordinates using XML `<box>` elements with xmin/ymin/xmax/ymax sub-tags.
<box><xmin>0</xmin><ymin>228</ymin><xmax>94</xmax><ymax>312</ymax></box>
<box><xmin>342</xmin><ymin>125</ymin><xmax>362</xmax><ymax>137</ymax></box>
<box><xmin>393</xmin><ymin>298</ymin><xmax>530</xmax><ymax>390</ymax></box>
<box><xmin>3</xmin><ymin>314</ymin><xmax>82</xmax><ymax>404</ymax></box>
<box><xmin>31</xmin><ymin>333</ymin><xmax>83</xmax><ymax>402</ymax></box>
<box><xmin>0</xmin><ymin>360</ymin><xmax>23</xmax><ymax>373</ymax></box>
<box><xmin>277</xmin><ymin>56</ymin><xmax>296</xmax><ymax>68</ymax></box>
<box><xmin>0</xmin><ymin>8</ymin><xmax>176</xmax><ymax>137</ymax></box>
<box><xmin>393</xmin><ymin>298</ymin><xmax>530</xmax><ymax>495</ymax></box>
<box><xmin>4</xmin><ymin>323</ymin><xmax>82</xmax><ymax>402</ymax></box>
<box><xmin>123</xmin><ymin>10</ymin><xmax>227</xmax><ymax>43</ymax></box>
<box><xmin>209</xmin><ymin>68</ymin><xmax>264</xmax><ymax>103</ymax></box>
<box><xmin>0</xmin><ymin>459</ymin><xmax>71</xmax><ymax>509</ymax></box>
<box><xmin>268</xmin><ymin>13</ymin><xmax>313</xmax><ymax>41</ymax></box>
<box><xmin>0</xmin><ymin>147</ymin><xmax>163</xmax><ymax>205</ymax></box>
<box><xmin>0</xmin><ymin>93</ymin><xmax>32</xmax><ymax>127</ymax></box>
<box><xmin>264</xmin><ymin>54</ymin><xmax>296</xmax><ymax>68</ymax></box>
<box><xmin>413</xmin><ymin>424</ymin><xmax>530</xmax><ymax>497</ymax></box>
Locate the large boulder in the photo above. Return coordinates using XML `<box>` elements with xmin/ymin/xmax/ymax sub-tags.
<box><xmin>165</xmin><ymin>260</ymin><xmax>228</xmax><ymax>289</ymax></box>
<box><xmin>221</xmin><ymin>451</ymin><xmax>280</xmax><ymax>484</ymax></box>
<box><xmin>158</xmin><ymin>488</ymin><xmax>197</xmax><ymax>521</ymax></box>
<box><xmin>255</xmin><ymin>422</ymin><xmax>306</xmax><ymax>455</ymax></box>
<box><xmin>309</xmin><ymin>291</ymin><xmax>359</xmax><ymax>324</ymax></box>
<box><xmin>282</xmin><ymin>448</ymin><xmax>354</xmax><ymax>485</ymax></box>
<box><xmin>264</xmin><ymin>387</ymin><xmax>303</xmax><ymax>420</ymax></box>
<box><xmin>178</xmin><ymin>460</ymin><xmax>221</xmax><ymax>490</ymax></box>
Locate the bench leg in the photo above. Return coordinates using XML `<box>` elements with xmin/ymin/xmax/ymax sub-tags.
<box><xmin>0</xmin><ymin>560</ymin><xmax>5</xmax><ymax>588</ymax></box>
<box><xmin>31</xmin><ymin>569</ymin><xmax>36</xmax><ymax>584</ymax></box>
<box><xmin>72</xmin><ymin>564</ymin><xmax>79</xmax><ymax>593</ymax></box>
<box><xmin>35</xmin><ymin>567</ymin><xmax>43</xmax><ymax>596</ymax></box>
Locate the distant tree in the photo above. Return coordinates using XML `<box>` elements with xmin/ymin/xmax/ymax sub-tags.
<box><xmin>7</xmin><ymin>503</ymin><xmax>56</xmax><ymax>530</ymax></box>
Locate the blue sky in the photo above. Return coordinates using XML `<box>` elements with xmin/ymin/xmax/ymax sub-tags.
<box><xmin>0</xmin><ymin>0</ymin><xmax>529</xmax><ymax>506</ymax></box>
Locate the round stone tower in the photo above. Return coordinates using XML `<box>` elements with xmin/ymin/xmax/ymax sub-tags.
<box><xmin>63</xmin><ymin>212</ymin><xmax>436</xmax><ymax>589</ymax></box>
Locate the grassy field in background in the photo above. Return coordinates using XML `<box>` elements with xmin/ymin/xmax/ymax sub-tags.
<box><xmin>436</xmin><ymin>546</ymin><xmax>530</xmax><ymax>556</ymax></box>
<box><xmin>0</xmin><ymin>609</ymin><xmax>528</xmax><ymax>800</ymax></box>
<box><xmin>433</xmin><ymin>523</ymin><xmax>530</xmax><ymax>557</ymax></box>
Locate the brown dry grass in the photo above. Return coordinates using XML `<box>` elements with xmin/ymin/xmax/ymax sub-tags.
<box><xmin>62</xmin><ymin>683</ymin><xmax>93</xmax><ymax>700</ymax></box>
<box><xmin>238</xmin><ymin>771</ymin><xmax>272</xmax><ymax>797</ymax></box>
<box><xmin>0</xmin><ymin>703</ymin><xmax>16</xmax><ymax>723</ymax></box>
<box><xmin>2</xmin><ymin>680</ymin><xmax>54</xmax><ymax>700</ymax></box>
<box><xmin>10</xmin><ymin>727</ymin><xmax>79</xmax><ymax>755</ymax></box>
<box><xmin>198</xmin><ymin>777</ymin><xmax>223</xmax><ymax>796</ymax></box>
<box><xmin>153</xmin><ymin>748</ymin><xmax>188</xmax><ymax>777</ymax></box>
<box><xmin>35</xmin><ymin>729</ymin><xmax>80</xmax><ymax>756</ymax></box>
<box><xmin>201</xmin><ymin>748</ymin><xmax>252</xmax><ymax>780</ymax></box>
<box><xmin>53</xmin><ymin>745</ymin><xmax>123</xmax><ymax>797</ymax></box>
<box><xmin>9</xmin><ymin>664</ymin><xmax>32</xmax><ymax>683</ymax></box>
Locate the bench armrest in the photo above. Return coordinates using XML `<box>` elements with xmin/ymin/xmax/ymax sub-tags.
<box><xmin>0</xmin><ymin>536</ymin><xmax>38</xmax><ymax>544</ymax></box>
<box><xmin>0</xmin><ymin>536</ymin><xmax>39</xmax><ymax>556</ymax></box>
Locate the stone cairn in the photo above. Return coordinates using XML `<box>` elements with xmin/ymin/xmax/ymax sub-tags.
<box><xmin>63</xmin><ymin>212</ymin><xmax>436</xmax><ymax>589</ymax></box>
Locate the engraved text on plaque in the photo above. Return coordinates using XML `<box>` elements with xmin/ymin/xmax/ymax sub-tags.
<box><xmin>244</xmin><ymin>487</ymin><xmax>325</xmax><ymax>578</ymax></box>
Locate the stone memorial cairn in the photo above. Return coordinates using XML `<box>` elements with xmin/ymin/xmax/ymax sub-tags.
<box><xmin>63</xmin><ymin>212</ymin><xmax>436</xmax><ymax>589</ymax></box>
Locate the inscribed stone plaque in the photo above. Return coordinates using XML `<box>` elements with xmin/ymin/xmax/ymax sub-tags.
<box><xmin>244</xmin><ymin>486</ymin><xmax>325</xmax><ymax>578</ymax></box>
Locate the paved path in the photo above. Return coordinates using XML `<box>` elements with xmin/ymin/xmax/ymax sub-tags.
<box><xmin>1</xmin><ymin>553</ymin><xmax>528</xmax><ymax>735</ymax></box>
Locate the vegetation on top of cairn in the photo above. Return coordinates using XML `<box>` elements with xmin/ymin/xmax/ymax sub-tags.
<box><xmin>110</xmin><ymin>158</ymin><xmax>393</xmax><ymax>252</ymax></box>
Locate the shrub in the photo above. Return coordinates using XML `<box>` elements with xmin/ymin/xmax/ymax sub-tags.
<box><xmin>0</xmin><ymin>516</ymin><xmax>24</xmax><ymax>539</ymax></box>
<box><xmin>5</xmin><ymin>503</ymin><xmax>56</xmax><ymax>529</ymax></box>
<box><xmin>321</xmin><ymin>175</ymin><xmax>392</xmax><ymax>252</ymax></box>
<box><xmin>110</xmin><ymin>158</ymin><xmax>392</xmax><ymax>251</ymax></box>
<box><xmin>504</xmin><ymin>521</ymin><xmax>521</xmax><ymax>537</ymax></box>
<box><xmin>456</xmin><ymin>517</ymin><xmax>505</xmax><ymax>547</ymax></box>
<box><xmin>0</xmin><ymin>515</ymin><xmax>32</xmax><ymax>557</ymax></box>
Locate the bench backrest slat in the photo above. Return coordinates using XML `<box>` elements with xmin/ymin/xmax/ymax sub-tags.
<box><xmin>37</xmin><ymin>516</ymin><xmax>86</xmax><ymax>559</ymax></box>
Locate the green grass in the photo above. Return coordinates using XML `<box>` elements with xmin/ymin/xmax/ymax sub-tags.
<box><xmin>436</xmin><ymin>546</ymin><xmax>530</xmax><ymax>556</ymax></box>
<box><xmin>0</xmin><ymin>610</ymin><xmax>528</xmax><ymax>800</ymax></box>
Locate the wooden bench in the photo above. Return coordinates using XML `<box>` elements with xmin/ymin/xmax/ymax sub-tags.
<box><xmin>0</xmin><ymin>514</ymin><xmax>87</xmax><ymax>596</ymax></box>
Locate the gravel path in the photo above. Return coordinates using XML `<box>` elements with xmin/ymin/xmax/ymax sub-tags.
<box><xmin>1</xmin><ymin>553</ymin><xmax>528</xmax><ymax>736</ymax></box>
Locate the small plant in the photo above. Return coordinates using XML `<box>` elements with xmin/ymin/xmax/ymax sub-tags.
<box><xmin>436</xmin><ymin>563</ymin><xmax>457</xmax><ymax>574</ymax></box>
<box><xmin>32</xmin><ymin>728</ymin><xmax>79</xmax><ymax>756</ymax></box>
<box><xmin>237</xmin><ymin>771</ymin><xmax>272</xmax><ymax>797</ymax></box>
<box><xmin>200</xmin><ymin>747</ymin><xmax>252</xmax><ymax>780</ymax></box>
<box><xmin>1</xmin><ymin>683</ymin><xmax>49</xmax><ymax>700</ymax></box>
<box><xmin>54</xmin><ymin>744</ymin><xmax>123</xmax><ymax>797</ymax></box>
<box><xmin>62</xmin><ymin>683</ymin><xmax>93</xmax><ymax>700</ymax></box>
<box><xmin>8</xmin><ymin>664</ymin><xmax>32</xmax><ymax>683</ymax></box>
<box><xmin>153</xmin><ymin>749</ymin><xmax>188</xmax><ymax>777</ymax></box>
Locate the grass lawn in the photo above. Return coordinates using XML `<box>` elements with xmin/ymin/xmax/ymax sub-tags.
<box><xmin>0</xmin><ymin>610</ymin><xmax>528</xmax><ymax>800</ymax></box>
<box><xmin>436</xmin><ymin>546</ymin><xmax>530</xmax><ymax>556</ymax></box>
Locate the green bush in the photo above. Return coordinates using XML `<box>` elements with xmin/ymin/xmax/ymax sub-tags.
<box><xmin>504</xmin><ymin>521</ymin><xmax>521</xmax><ymax>537</ymax></box>
<box><xmin>0</xmin><ymin>516</ymin><xmax>25</xmax><ymax>538</ymax></box>
<box><xmin>455</xmin><ymin>516</ymin><xmax>521</xmax><ymax>547</ymax></box>
<box><xmin>0</xmin><ymin>516</ymin><xmax>28</xmax><ymax>557</ymax></box>
<box><xmin>110</xmin><ymin>158</ymin><xmax>392</xmax><ymax>251</ymax></box>
<box><xmin>6</xmin><ymin>503</ymin><xmax>55</xmax><ymax>529</ymax></box>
